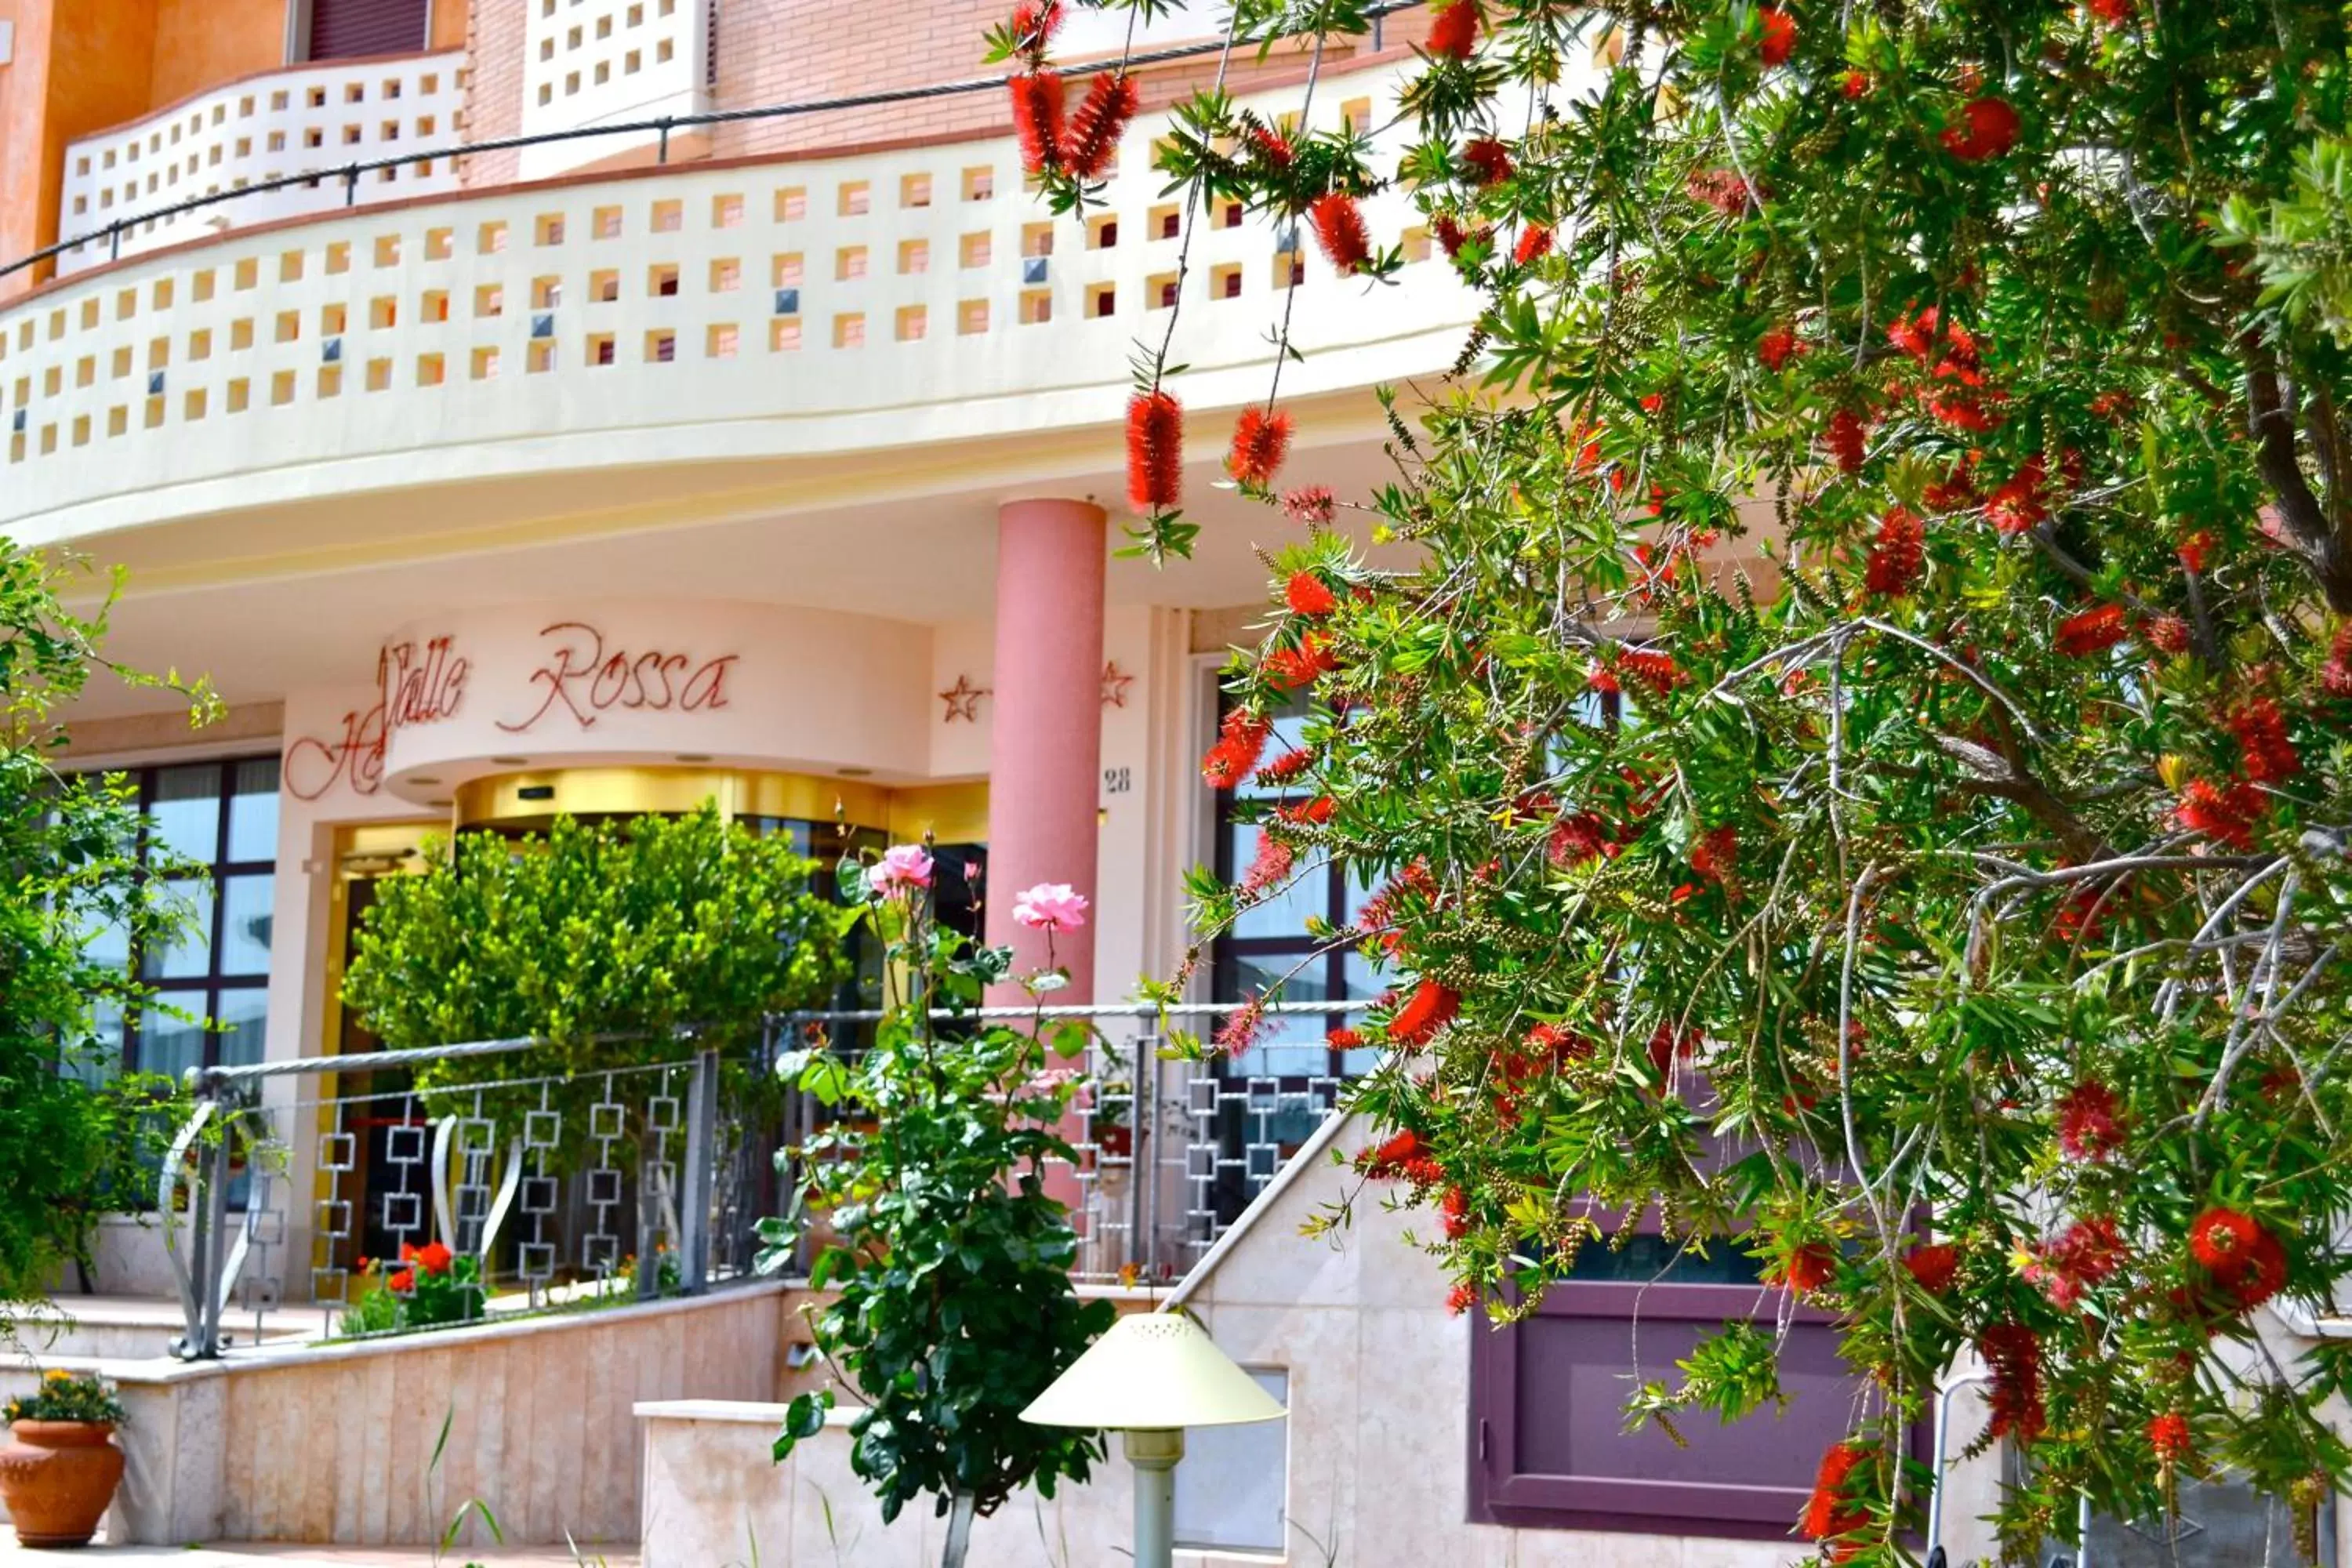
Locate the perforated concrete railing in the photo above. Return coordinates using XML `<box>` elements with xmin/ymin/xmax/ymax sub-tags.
<box><xmin>0</xmin><ymin>63</ymin><xmax>1478</xmax><ymax>539</ymax></box>
<box><xmin>55</xmin><ymin>53</ymin><xmax>466</xmax><ymax>278</ymax></box>
<box><xmin>520</xmin><ymin>0</ymin><xmax>716</xmax><ymax>179</ymax></box>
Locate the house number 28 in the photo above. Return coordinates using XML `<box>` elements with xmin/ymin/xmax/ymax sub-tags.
<box><xmin>1102</xmin><ymin>767</ymin><xmax>1132</xmax><ymax>795</ymax></box>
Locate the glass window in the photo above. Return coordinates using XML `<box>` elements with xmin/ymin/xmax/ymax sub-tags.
<box><xmin>80</xmin><ymin>755</ymin><xmax>278</xmax><ymax>1076</ymax></box>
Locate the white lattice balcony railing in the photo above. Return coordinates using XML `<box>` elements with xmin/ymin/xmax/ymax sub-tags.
<box><xmin>517</xmin><ymin>0</ymin><xmax>715</xmax><ymax>180</ymax></box>
<box><xmin>0</xmin><ymin>60</ymin><xmax>1478</xmax><ymax>543</ymax></box>
<box><xmin>54</xmin><ymin>53</ymin><xmax>466</xmax><ymax>279</ymax></box>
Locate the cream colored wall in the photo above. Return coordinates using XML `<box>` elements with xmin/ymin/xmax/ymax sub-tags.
<box><xmin>84</xmin><ymin>1283</ymin><xmax>786</xmax><ymax>1546</ymax></box>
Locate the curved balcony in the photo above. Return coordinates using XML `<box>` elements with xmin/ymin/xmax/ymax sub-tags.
<box><xmin>0</xmin><ymin>62</ymin><xmax>1476</xmax><ymax>547</ymax></box>
<box><xmin>55</xmin><ymin>53</ymin><xmax>466</xmax><ymax>278</ymax></box>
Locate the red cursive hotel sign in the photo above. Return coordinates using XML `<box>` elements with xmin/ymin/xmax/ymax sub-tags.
<box><xmin>495</xmin><ymin>621</ymin><xmax>739</xmax><ymax>733</ymax></box>
<box><xmin>285</xmin><ymin>622</ymin><xmax>741</xmax><ymax>799</ymax></box>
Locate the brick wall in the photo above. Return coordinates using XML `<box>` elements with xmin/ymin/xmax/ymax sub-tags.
<box><xmin>460</xmin><ymin>0</ymin><xmax>1435</xmax><ymax>182</ymax></box>
<box><xmin>459</xmin><ymin>0</ymin><xmax>526</xmax><ymax>186</ymax></box>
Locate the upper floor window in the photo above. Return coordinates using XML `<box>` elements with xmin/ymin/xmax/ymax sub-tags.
<box><xmin>85</xmin><ymin>757</ymin><xmax>281</xmax><ymax>1078</ymax></box>
<box><xmin>306</xmin><ymin>0</ymin><xmax>430</xmax><ymax>62</ymax></box>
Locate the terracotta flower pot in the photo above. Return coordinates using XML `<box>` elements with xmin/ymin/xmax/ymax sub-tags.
<box><xmin>0</xmin><ymin>1421</ymin><xmax>125</xmax><ymax>1548</ymax></box>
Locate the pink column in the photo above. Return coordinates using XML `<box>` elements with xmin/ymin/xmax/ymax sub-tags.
<box><xmin>985</xmin><ymin>498</ymin><xmax>1108</xmax><ymax>1002</ymax></box>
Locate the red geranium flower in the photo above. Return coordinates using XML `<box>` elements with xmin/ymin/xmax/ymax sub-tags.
<box><xmin>388</xmin><ymin>1269</ymin><xmax>416</xmax><ymax>1293</ymax></box>
<box><xmin>416</xmin><ymin>1240</ymin><xmax>454</xmax><ymax>1276</ymax></box>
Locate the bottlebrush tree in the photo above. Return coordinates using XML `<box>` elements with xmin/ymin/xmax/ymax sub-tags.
<box><xmin>1022</xmin><ymin>0</ymin><xmax>2352</xmax><ymax>1560</ymax></box>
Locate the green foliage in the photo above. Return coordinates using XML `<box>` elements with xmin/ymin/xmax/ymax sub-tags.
<box><xmin>765</xmin><ymin>848</ymin><xmax>1115</xmax><ymax>1536</ymax></box>
<box><xmin>3</xmin><ymin>1370</ymin><xmax>125</xmax><ymax>1427</ymax></box>
<box><xmin>1058</xmin><ymin>0</ymin><xmax>2352</xmax><ymax>1559</ymax></box>
<box><xmin>342</xmin><ymin>808</ymin><xmax>849</xmax><ymax>1131</ymax></box>
<box><xmin>0</xmin><ymin>541</ymin><xmax>209</xmax><ymax>1330</ymax></box>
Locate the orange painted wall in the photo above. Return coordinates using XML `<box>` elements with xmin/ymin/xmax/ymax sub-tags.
<box><xmin>430</xmin><ymin>0</ymin><xmax>463</xmax><ymax>51</ymax></box>
<box><xmin>147</xmin><ymin>0</ymin><xmax>288</xmax><ymax>111</ymax></box>
<box><xmin>0</xmin><ymin>0</ymin><xmax>158</xmax><ymax>295</ymax></box>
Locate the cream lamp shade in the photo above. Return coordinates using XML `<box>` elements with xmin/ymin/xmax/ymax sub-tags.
<box><xmin>1022</xmin><ymin>1312</ymin><xmax>1287</xmax><ymax>1430</ymax></box>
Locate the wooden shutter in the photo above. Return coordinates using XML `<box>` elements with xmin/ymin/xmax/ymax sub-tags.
<box><xmin>307</xmin><ymin>0</ymin><xmax>430</xmax><ymax>61</ymax></box>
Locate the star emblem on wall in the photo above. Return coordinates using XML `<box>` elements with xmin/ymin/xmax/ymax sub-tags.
<box><xmin>939</xmin><ymin>674</ymin><xmax>989</xmax><ymax>723</ymax></box>
<box><xmin>1100</xmin><ymin>660</ymin><xmax>1134</xmax><ymax>709</ymax></box>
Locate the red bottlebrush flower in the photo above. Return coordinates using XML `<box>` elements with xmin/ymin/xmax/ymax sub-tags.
<box><xmin>1758</xmin><ymin>325</ymin><xmax>1802</xmax><ymax>371</ymax></box>
<box><xmin>1308</xmin><ymin>191</ymin><xmax>1373</xmax><ymax>275</ymax></box>
<box><xmin>1514</xmin><ymin>224</ymin><xmax>1554</xmax><ymax>266</ymax></box>
<box><xmin>1327</xmin><ymin>1027</ymin><xmax>1363</xmax><ymax>1051</ymax></box>
<box><xmin>1864</xmin><ymin>506</ymin><xmax>1926</xmax><ymax>597</ymax></box>
<box><xmin>1446</xmin><ymin>1281</ymin><xmax>1479</xmax><ymax>1316</ymax></box>
<box><xmin>1985</xmin><ymin>458</ymin><xmax>2049</xmax><ymax>535</ymax></box>
<box><xmin>1008</xmin><ymin>73</ymin><xmax>1067</xmax><ymax>176</ymax></box>
<box><xmin>1586</xmin><ymin>665</ymin><xmax>1621</xmax><ymax>695</ymax></box>
<box><xmin>2177</xmin><ymin>530</ymin><xmax>2217</xmax><ymax>573</ymax></box>
<box><xmin>1126</xmin><ymin>388</ymin><xmax>1183</xmax><ymax>511</ymax></box>
<box><xmin>1246</xmin><ymin>123</ymin><xmax>1294</xmax><ymax>169</ymax></box>
<box><xmin>1926</xmin><ymin>389</ymin><xmax>2004</xmax><ymax>434</ymax></box>
<box><xmin>2090</xmin><ymin>388</ymin><xmax>2138</xmax><ymax>422</ymax></box>
<box><xmin>1388</xmin><ymin>980</ymin><xmax>1461</xmax><ymax>1046</ymax></box>
<box><xmin>2056</xmin><ymin>1080</ymin><xmax>2125</xmax><ymax>1161</ymax></box>
<box><xmin>1425</xmin><ymin>0</ymin><xmax>1479</xmax><ymax>59</ymax></box>
<box><xmin>2228</xmin><ymin>698</ymin><xmax>2299</xmax><ymax>782</ymax></box>
<box><xmin>1060</xmin><ymin>71</ymin><xmax>1137</xmax><ymax>181</ymax></box>
<box><xmin>1356</xmin><ymin>1129</ymin><xmax>1425</xmax><ymax>1175</ymax></box>
<box><xmin>2323</xmin><ymin>623</ymin><xmax>2352</xmax><ymax>696</ymax></box>
<box><xmin>1526</xmin><ymin>1022</ymin><xmax>1589</xmax><ymax>1062</ymax></box>
<box><xmin>1802</xmin><ymin>1442</ymin><xmax>1871</xmax><ymax>1543</ymax></box>
<box><xmin>1214</xmin><ymin>994</ymin><xmax>1268</xmax><ymax>1054</ymax></box>
<box><xmin>2055</xmin><ymin>604</ymin><xmax>2129</xmax><ymax>657</ymax></box>
<box><xmin>1548</xmin><ymin>811</ymin><xmax>1611</xmax><ymax>867</ymax></box>
<box><xmin>2230</xmin><ymin>1229</ymin><xmax>2289</xmax><ymax>1308</ymax></box>
<box><xmin>2088</xmin><ymin>0</ymin><xmax>2134</xmax><ymax>24</ymax></box>
<box><xmin>1201</xmin><ymin>708</ymin><xmax>1272</xmax><ymax>789</ymax></box>
<box><xmin>1925</xmin><ymin>456</ymin><xmax>1982</xmax><ymax>512</ymax></box>
<box><xmin>1230</xmin><ymin>407</ymin><xmax>1294</xmax><ymax>488</ymax></box>
<box><xmin>2189</xmin><ymin>1207</ymin><xmax>2263</xmax><ymax>1275</ymax></box>
<box><xmin>1686</xmin><ymin>166</ymin><xmax>1751</xmax><ymax>214</ymax></box>
<box><xmin>1241</xmin><ymin>833</ymin><xmax>1295</xmax><ymax>896</ymax></box>
<box><xmin>1886</xmin><ymin>305</ymin><xmax>1940</xmax><ymax>362</ymax></box>
<box><xmin>2174</xmin><ymin>776</ymin><xmax>2267</xmax><ymax>850</ymax></box>
<box><xmin>1944</xmin><ymin>96</ymin><xmax>2022</xmax><ymax>162</ymax></box>
<box><xmin>1758</xmin><ymin>8</ymin><xmax>1796</xmax><ymax>67</ymax></box>
<box><xmin>1980</xmin><ymin>1323</ymin><xmax>2046</xmax><ymax>1443</ymax></box>
<box><xmin>2146</xmin><ymin>615</ymin><xmax>2191</xmax><ymax>654</ymax></box>
<box><xmin>1432</xmin><ymin>213</ymin><xmax>1468</xmax><ymax>257</ymax></box>
<box><xmin>1283</xmin><ymin>485</ymin><xmax>1337</xmax><ymax>526</ymax></box>
<box><xmin>1839</xmin><ymin>69</ymin><xmax>1870</xmax><ymax>100</ymax></box>
<box><xmin>1904</xmin><ymin>1243</ymin><xmax>1960</xmax><ymax>1294</ymax></box>
<box><xmin>1255</xmin><ymin>746</ymin><xmax>1313</xmax><ymax>786</ymax></box>
<box><xmin>1461</xmin><ymin>137</ymin><xmax>1512</xmax><ymax>186</ymax></box>
<box><xmin>1618</xmin><ymin>648</ymin><xmax>1686</xmax><ymax>694</ymax></box>
<box><xmin>1646</xmin><ymin>1022</ymin><xmax>1699</xmax><ymax>1080</ymax></box>
<box><xmin>2041</xmin><ymin>1214</ymin><xmax>2128</xmax><ymax>1301</ymax></box>
<box><xmin>1826</xmin><ymin>408</ymin><xmax>1867</xmax><ymax>474</ymax></box>
<box><xmin>1440</xmin><ymin>1185</ymin><xmax>1471</xmax><ymax>1240</ymax></box>
<box><xmin>1776</xmin><ymin>1242</ymin><xmax>1839</xmax><ymax>1294</ymax></box>
<box><xmin>1265</xmin><ymin>633</ymin><xmax>1339</xmax><ymax>691</ymax></box>
<box><xmin>1008</xmin><ymin>0</ymin><xmax>1064</xmax><ymax>56</ymax></box>
<box><xmin>1280</xmin><ymin>795</ymin><xmax>1337</xmax><ymax>826</ymax></box>
<box><xmin>1689</xmin><ymin>825</ymin><xmax>1738</xmax><ymax>885</ymax></box>
<box><xmin>2148</xmin><ymin>1413</ymin><xmax>2191</xmax><ymax>1464</ymax></box>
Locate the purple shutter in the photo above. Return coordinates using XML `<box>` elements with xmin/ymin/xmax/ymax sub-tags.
<box><xmin>307</xmin><ymin>0</ymin><xmax>430</xmax><ymax>60</ymax></box>
<box><xmin>1468</xmin><ymin>1277</ymin><xmax>1878</xmax><ymax>1540</ymax></box>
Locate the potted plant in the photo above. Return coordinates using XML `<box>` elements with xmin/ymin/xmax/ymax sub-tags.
<box><xmin>0</xmin><ymin>1370</ymin><xmax>126</xmax><ymax>1548</ymax></box>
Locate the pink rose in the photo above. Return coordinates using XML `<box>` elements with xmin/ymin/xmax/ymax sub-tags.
<box><xmin>1012</xmin><ymin>883</ymin><xmax>1089</xmax><ymax>931</ymax></box>
<box><xmin>870</xmin><ymin>844</ymin><xmax>934</xmax><ymax>895</ymax></box>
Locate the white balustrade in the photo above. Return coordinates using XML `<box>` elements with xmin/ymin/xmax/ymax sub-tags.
<box><xmin>1</xmin><ymin>64</ymin><xmax>1475</xmax><ymax>543</ymax></box>
<box><xmin>55</xmin><ymin>53</ymin><xmax>466</xmax><ymax>278</ymax></box>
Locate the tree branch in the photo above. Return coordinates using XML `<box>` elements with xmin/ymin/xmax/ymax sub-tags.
<box><xmin>2245</xmin><ymin>348</ymin><xmax>2352</xmax><ymax>611</ymax></box>
<box><xmin>1933</xmin><ymin>735</ymin><xmax>2109</xmax><ymax>863</ymax></box>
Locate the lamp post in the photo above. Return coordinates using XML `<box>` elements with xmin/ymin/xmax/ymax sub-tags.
<box><xmin>1021</xmin><ymin>1311</ymin><xmax>1287</xmax><ymax>1568</ymax></box>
